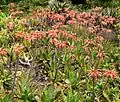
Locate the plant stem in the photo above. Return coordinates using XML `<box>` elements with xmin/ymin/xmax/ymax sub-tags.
<box><xmin>92</xmin><ymin>78</ymin><xmax>95</xmax><ymax>102</ymax></box>
<box><xmin>53</xmin><ymin>49</ymin><xmax>57</xmax><ymax>85</ymax></box>
<box><xmin>98</xmin><ymin>78</ymin><xmax>109</xmax><ymax>98</ymax></box>
<box><xmin>102</xmin><ymin>78</ymin><xmax>109</xmax><ymax>91</ymax></box>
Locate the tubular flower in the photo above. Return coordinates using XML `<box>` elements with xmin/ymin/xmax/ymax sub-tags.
<box><xmin>103</xmin><ymin>70</ymin><xmax>118</xmax><ymax>79</ymax></box>
<box><xmin>49</xmin><ymin>38</ymin><xmax>59</xmax><ymax>47</ymax></box>
<box><xmin>30</xmin><ymin>31</ymin><xmax>45</xmax><ymax>39</ymax></box>
<box><xmin>68</xmin><ymin>34</ymin><xmax>76</xmax><ymax>40</ymax></box>
<box><xmin>6</xmin><ymin>22</ymin><xmax>14</xmax><ymax>30</ymax></box>
<box><xmin>52</xmin><ymin>22</ymin><xmax>64</xmax><ymax>29</ymax></box>
<box><xmin>85</xmin><ymin>39</ymin><xmax>94</xmax><ymax>47</ymax></box>
<box><xmin>96</xmin><ymin>43</ymin><xmax>103</xmax><ymax>49</ymax></box>
<box><xmin>57</xmin><ymin>41</ymin><xmax>67</xmax><ymax>49</ymax></box>
<box><xmin>47</xmin><ymin>29</ymin><xmax>59</xmax><ymax>38</ymax></box>
<box><xmin>49</xmin><ymin>39</ymin><xmax>67</xmax><ymax>49</ymax></box>
<box><xmin>68</xmin><ymin>10</ymin><xmax>77</xmax><ymax>18</ymax></box>
<box><xmin>24</xmin><ymin>31</ymin><xmax>45</xmax><ymax>41</ymax></box>
<box><xmin>53</xmin><ymin>14</ymin><xmax>65</xmax><ymax>21</ymax></box>
<box><xmin>69</xmin><ymin>45</ymin><xmax>75</xmax><ymax>50</ymax></box>
<box><xmin>60</xmin><ymin>30</ymin><xmax>68</xmax><ymax>38</ymax></box>
<box><xmin>67</xmin><ymin>19</ymin><xmax>76</xmax><ymax>25</ymax></box>
<box><xmin>97</xmin><ymin>51</ymin><xmax>103</xmax><ymax>59</ymax></box>
<box><xmin>96</xmin><ymin>36</ymin><xmax>104</xmax><ymax>43</ymax></box>
<box><xmin>87</xmin><ymin>27</ymin><xmax>95</xmax><ymax>34</ymax></box>
<box><xmin>0</xmin><ymin>48</ymin><xmax>7</xmax><ymax>56</ymax></box>
<box><xmin>15</xmin><ymin>32</ymin><xmax>25</xmax><ymax>38</ymax></box>
<box><xmin>88</xmin><ymin>69</ymin><xmax>100</xmax><ymax>79</ymax></box>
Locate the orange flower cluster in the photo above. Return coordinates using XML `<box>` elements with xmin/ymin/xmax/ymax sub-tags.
<box><xmin>24</xmin><ymin>31</ymin><xmax>45</xmax><ymax>41</ymax></box>
<box><xmin>0</xmin><ymin>48</ymin><xmax>7</xmax><ymax>56</ymax></box>
<box><xmin>103</xmin><ymin>70</ymin><xmax>118</xmax><ymax>79</ymax></box>
<box><xmin>83</xmin><ymin>35</ymin><xmax>104</xmax><ymax>59</ymax></box>
<box><xmin>52</xmin><ymin>22</ymin><xmax>65</xmax><ymax>29</ymax></box>
<box><xmin>15</xmin><ymin>32</ymin><xmax>25</xmax><ymax>38</ymax></box>
<box><xmin>29</xmin><ymin>7</ymin><xmax>117</xmax><ymax>40</ymax></box>
<box><xmin>88</xmin><ymin>69</ymin><xmax>100</xmax><ymax>79</ymax></box>
<box><xmin>85</xmin><ymin>39</ymin><xmax>94</xmax><ymax>47</ymax></box>
<box><xmin>47</xmin><ymin>29</ymin><xmax>59</xmax><ymax>38</ymax></box>
<box><xmin>96</xmin><ymin>36</ymin><xmax>104</xmax><ymax>44</ymax></box>
<box><xmin>47</xmin><ymin>29</ymin><xmax>76</xmax><ymax>40</ymax></box>
<box><xmin>53</xmin><ymin>14</ymin><xmax>65</xmax><ymax>22</ymax></box>
<box><xmin>75</xmin><ymin>8</ymin><xmax>116</xmax><ymax>39</ymax></box>
<box><xmin>16</xmin><ymin>31</ymin><xmax>45</xmax><ymax>41</ymax></box>
<box><xmin>100</xmin><ymin>16</ymin><xmax>116</xmax><ymax>25</ymax></box>
<box><xmin>49</xmin><ymin>38</ymin><xmax>67</xmax><ymax>49</ymax></box>
<box><xmin>88</xmin><ymin>69</ymin><xmax>118</xmax><ymax>80</ymax></box>
<box><xmin>67</xmin><ymin>19</ymin><xmax>76</xmax><ymax>25</ymax></box>
<box><xmin>97</xmin><ymin>51</ymin><xmax>103</xmax><ymax>59</ymax></box>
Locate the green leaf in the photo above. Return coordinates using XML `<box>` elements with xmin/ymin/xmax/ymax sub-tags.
<box><xmin>102</xmin><ymin>91</ymin><xmax>111</xmax><ymax>102</ymax></box>
<box><xmin>1</xmin><ymin>94</ymin><xmax>10</xmax><ymax>102</ymax></box>
<box><xmin>65</xmin><ymin>79</ymin><xmax>70</xmax><ymax>84</ymax></box>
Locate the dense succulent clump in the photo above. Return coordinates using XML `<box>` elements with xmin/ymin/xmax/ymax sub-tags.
<box><xmin>20</xmin><ymin>7</ymin><xmax>118</xmax><ymax>41</ymax></box>
<box><xmin>0</xmin><ymin>1</ymin><xmax>120</xmax><ymax>102</ymax></box>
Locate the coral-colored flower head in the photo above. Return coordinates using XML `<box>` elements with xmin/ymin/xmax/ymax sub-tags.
<box><xmin>15</xmin><ymin>32</ymin><xmax>25</xmax><ymax>38</ymax></box>
<box><xmin>85</xmin><ymin>39</ymin><xmax>94</xmax><ymax>47</ymax></box>
<box><xmin>53</xmin><ymin>14</ymin><xmax>64</xmax><ymax>21</ymax></box>
<box><xmin>103</xmin><ymin>70</ymin><xmax>118</xmax><ymax>79</ymax></box>
<box><xmin>96</xmin><ymin>36</ymin><xmax>104</xmax><ymax>43</ymax></box>
<box><xmin>67</xmin><ymin>20</ymin><xmax>76</xmax><ymax>25</ymax></box>
<box><xmin>57</xmin><ymin>41</ymin><xmax>67</xmax><ymax>49</ymax></box>
<box><xmin>97</xmin><ymin>51</ymin><xmax>103</xmax><ymax>59</ymax></box>
<box><xmin>49</xmin><ymin>38</ymin><xmax>59</xmax><ymax>47</ymax></box>
<box><xmin>68</xmin><ymin>34</ymin><xmax>76</xmax><ymax>40</ymax></box>
<box><xmin>88</xmin><ymin>69</ymin><xmax>100</xmax><ymax>79</ymax></box>
<box><xmin>0</xmin><ymin>48</ymin><xmax>7</xmax><ymax>56</ymax></box>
